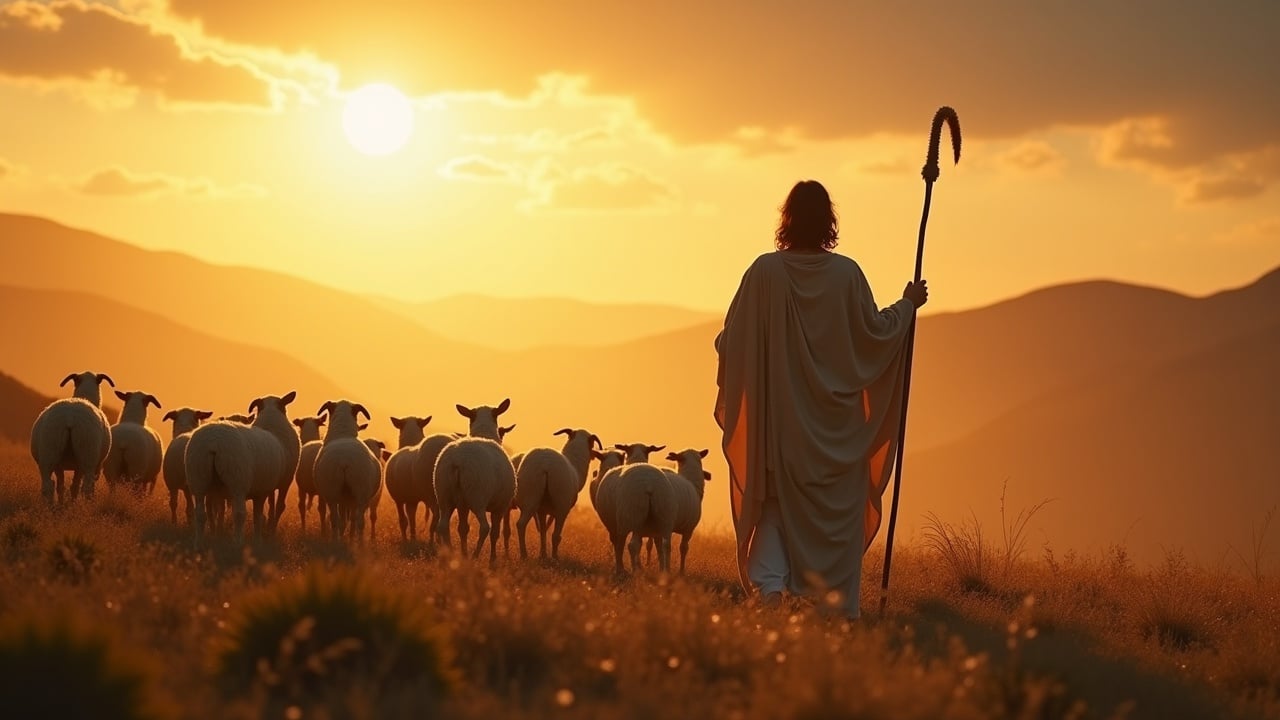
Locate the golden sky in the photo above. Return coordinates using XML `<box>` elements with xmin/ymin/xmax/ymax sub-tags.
<box><xmin>1</xmin><ymin>0</ymin><xmax>1278</xmax><ymax>313</ymax></box>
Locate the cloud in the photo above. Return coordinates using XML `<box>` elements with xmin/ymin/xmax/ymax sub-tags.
<box><xmin>524</xmin><ymin>163</ymin><xmax>676</xmax><ymax>213</ymax></box>
<box><xmin>76</xmin><ymin>166</ymin><xmax>266</xmax><ymax>198</ymax></box>
<box><xmin>1212</xmin><ymin>217</ymin><xmax>1280</xmax><ymax>247</ymax></box>
<box><xmin>0</xmin><ymin>0</ymin><xmax>276</xmax><ymax>108</ymax></box>
<box><xmin>438</xmin><ymin>156</ymin><xmax>519</xmax><ymax>183</ymax></box>
<box><xmin>996</xmin><ymin>141</ymin><xmax>1066</xmax><ymax>175</ymax></box>
<box><xmin>1102</xmin><ymin>130</ymin><xmax>1280</xmax><ymax>203</ymax></box>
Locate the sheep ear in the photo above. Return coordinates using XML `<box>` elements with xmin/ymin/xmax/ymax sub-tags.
<box><xmin>60</xmin><ymin>373</ymin><xmax>77</xmax><ymax>387</ymax></box>
<box><xmin>419</xmin><ymin>416</ymin><xmax>432</xmax><ymax>428</ymax></box>
<box><xmin>147</xmin><ymin>395</ymin><xmax>161</xmax><ymax>410</ymax></box>
<box><xmin>647</xmin><ymin>444</ymin><xmax>667</xmax><ymax>453</ymax></box>
<box><xmin>114</xmin><ymin>390</ymin><xmax>128</xmax><ymax>402</ymax></box>
<box><xmin>666</xmin><ymin>452</ymin><xmax>679</xmax><ymax>461</ymax></box>
<box><xmin>353</xmin><ymin>404</ymin><xmax>371</xmax><ymax>421</ymax></box>
<box><xmin>590</xmin><ymin>449</ymin><xmax>603</xmax><ymax>460</ymax></box>
<box><xmin>318</xmin><ymin>401</ymin><xmax>334</xmax><ymax>416</ymax></box>
<box><xmin>292</xmin><ymin>418</ymin><xmax>304</xmax><ymax>428</ymax></box>
<box><xmin>163</xmin><ymin>410</ymin><xmax>177</xmax><ymax>422</ymax></box>
<box><xmin>317</xmin><ymin>416</ymin><xmax>327</xmax><ymax>427</ymax></box>
<box><xmin>495</xmin><ymin>398</ymin><xmax>511</xmax><ymax>416</ymax></box>
<box><xmin>381</xmin><ymin>449</ymin><xmax>393</xmax><ymax>462</ymax></box>
<box><xmin>357</xmin><ymin>422</ymin><xmax>369</xmax><ymax>431</ymax></box>
<box><xmin>456</xmin><ymin>404</ymin><xmax>475</xmax><ymax>420</ymax></box>
<box><xmin>248</xmin><ymin>397</ymin><xmax>263</xmax><ymax>414</ymax></box>
<box><xmin>698</xmin><ymin>449</ymin><xmax>709</xmax><ymax>458</ymax></box>
<box><xmin>281</xmin><ymin>390</ymin><xmax>297</xmax><ymax>405</ymax></box>
<box><xmin>553</xmin><ymin>428</ymin><xmax>572</xmax><ymax>437</ymax></box>
<box><xmin>614</xmin><ymin>443</ymin><xmax>628</xmax><ymax>451</ymax></box>
<box><xmin>197</xmin><ymin>410</ymin><xmax>214</xmax><ymax>420</ymax></box>
<box><xmin>96</xmin><ymin>373</ymin><xmax>115</xmax><ymax>387</ymax></box>
<box><xmin>391</xmin><ymin>417</ymin><xmax>405</xmax><ymax>429</ymax></box>
<box><xmin>590</xmin><ymin>434</ymin><xmax>602</xmax><ymax>450</ymax></box>
<box><xmin>703</xmin><ymin>471</ymin><xmax>712</xmax><ymax>481</ymax></box>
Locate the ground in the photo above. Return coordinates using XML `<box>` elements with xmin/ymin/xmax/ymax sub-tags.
<box><xmin>0</xmin><ymin>443</ymin><xmax>1276</xmax><ymax>720</ymax></box>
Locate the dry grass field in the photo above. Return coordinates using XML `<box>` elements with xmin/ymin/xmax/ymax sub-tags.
<box><xmin>0</xmin><ymin>443</ymin><xmax>1276</xmax><ymax>720</ymax></box>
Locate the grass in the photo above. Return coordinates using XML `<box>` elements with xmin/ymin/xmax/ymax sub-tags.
<box><xmin>0</xmin><ymin>446</ymin><xmax>1275</xmax><ymax>719</ymax></box>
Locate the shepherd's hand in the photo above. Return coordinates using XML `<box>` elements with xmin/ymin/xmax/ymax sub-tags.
<box><xmin>903</xmin><ymin>280</ymin><xmax>929</xmax><ymax>308</ymax></box>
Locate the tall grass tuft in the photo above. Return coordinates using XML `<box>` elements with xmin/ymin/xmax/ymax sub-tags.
<box><xmin>213</xmin><ymin>564</ymin><xmax>457</xmax><ymax>718</ymax></box>
<box><xmin>47</xmin><ymin>533</ymin><xmax>100</xmax><ymax>584</ymax></box>
<box><xmin>923</xmin><ymin>479</ymin><xmax>1052</xmax><ymax>594</ymax></box>
<box><xmin>0</xmin><ymin>609</ymin><xmax>173</xmax><ymax>720</ymax></box>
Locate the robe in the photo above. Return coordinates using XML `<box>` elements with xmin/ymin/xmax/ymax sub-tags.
<box><xmin>713</xmin><ymin>250</ymin><xmax>915</xmax><ymax>610</ymax></box>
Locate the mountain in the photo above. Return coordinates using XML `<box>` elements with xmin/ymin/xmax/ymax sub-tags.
<box><xmin>369</xmin><ymin>293</ymin><xmax>719</xmax><ymax>351</ymax></box>
<box><xmin>0</xmin><ymin>285</ymin><xmax>351</xmax><ymax>434</ymax></box>
<box><xmin>906</xmin><ymin>319</ymin><xmax>1280</xmax><ymax>565</ymax></box>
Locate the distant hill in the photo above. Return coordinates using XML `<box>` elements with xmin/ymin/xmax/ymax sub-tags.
<box><xmin>369</xmin><ymin>293</ymin><xmax>718</xmax><ymax>351</ymax></box>
<box><xmin>0</xmin><ymin>285</ymin><xmax>352</xmax><ymax>436</ymax></box>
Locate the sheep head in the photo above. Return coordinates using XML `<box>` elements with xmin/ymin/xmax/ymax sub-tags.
<box><xmin>391</xmin><ymin>415</ymin><xmax>432</xmax><ymax>449</ymax></box>
<box><xmin>555</xmin><ymin>428</ymin><xmax>603</xmax><ymax>450</ymax></box>
<box><xmin>362</xmin><ymin>437</ymin><xmax>388</xmax><ymax>465</ymax></box>
<box><xmin>248</xmin><ymin>391</ymin><xmax>298</xmax><ymax>425</ymax></box>
<box><xmin>113</xmin><ymin>390</ymin><xmax>161</xmax><ymax>424</ymax></box>
<box><xmin>291</xmin><ymin>415</ymin><xmax>327</xmax><ymax>444</ymax></box>
<box><xmin>666</xmin><ymin>449</ymin><xmax>711</xmax><ymax>497</ymax></box>
<box><xmin>590</xmin><ymin>448</ymin><xmax>626</xmax><ymax>479</ymax></box>
<box><xmin>614</xmin><ymin>442</ymin><xmax>666</xmax><ymax>464</ymax></box>
<box><xmin>318</xmin><ymin>399</ymin><xmax>369</xmax><ymax>440</ymax></box>
<box><xmin>60</xmin><ymin>371</ymin><xmax>115</xmax><ymax>407</ymax></box>
<box><xmin>161</xmin><ymin>407</ymin><xmax>213</xmax><ymax>437</ymax></box>
<box><xmin>455</xmin><ymin>398</ymin><xmax>510</xmax><ymax>442</ymax></box>
<box><xmin>498</xmin><ymin>424</ymin><xmax>516</xmax><ymax>440</ymax></box>
<box><xmin>219</xmin><ymin>413</ymin><xmax>255</xmax><ymax>425</ymax></box>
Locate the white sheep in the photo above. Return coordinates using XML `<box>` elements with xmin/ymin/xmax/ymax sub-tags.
<box><xmin>313</xmin><ymin>400</ymin><xmax>380</xmax><ymax>543</ymax></box>
<box><xmin>184</xmin><ymin>418</ymin><xmax>283</xmax><ymax>546</ymax></box>
<box><xmin>407</xmin><ymin>433</ymin><xmax>455</xmax><ymax>545</ymax></box>
<box><xmin>248</xmin><ymin>392</ymin><xmax>302</xmax><ymax>534</ymax></box>
<box><xmin>588</xmin><ymin>447</ymin><xmax>625</xmax><ymax>518</ymax></box>
<box><xmin>661</xmin><ymin>449</ymin><xmax>712</xmax><ymax>573</ymax></box>
<box><xmin>588</xmin><ymin>448</ymin><xmax>628</xmax><ymax>563</ymax></box>
<box><xmin>512</xmin><ymin>428</ymin><xmax>602</xmax><ymax>560</ymax></box>
<box><xmin>360</xmin><ymin>436</ymin><xmax>391</xmax><ymax>542</ymax></box>
<box><xmin>594</xmin><ymin>443</ymin><xmax>676</xmax><ymax>574</ymax></box>
<box><xmin>434</xmin><ymin>400</ymin><xmax>516</xmax><ymax>562</ymax></box>
<box><xmin>161</xmin><ymin>406</ymin><xmax>213</xmax><ymax>525</ymax></box>
<box><xmin>384</xmin><ymin>416</ymin><xmax>433</xmax><ymax>541</ymax></box>
<box><xmin>30</xmin><ymin>371</ymin><xmax>115</xmax><ymax>504</ymax></box>
<box><xmin>103</xmin><ymin>391</ymin><xmax>163</xmax><ymax>495</ymax></box>
<box><xmin>290</xmin><ymin>414</ymin><xmax>326</xmax><ymax>534</ymax></box>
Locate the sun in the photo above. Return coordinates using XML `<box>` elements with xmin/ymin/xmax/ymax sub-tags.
<box><xmin>342</xmin><ymin>83</ymin><xmax>414</xmax><ymax>156</ymax></box>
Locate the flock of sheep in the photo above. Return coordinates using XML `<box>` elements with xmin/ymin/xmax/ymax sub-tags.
<box><xmin>29</xmin><ymin>371</ymin><xmax>713</xmax><ymax>573</ymax></box>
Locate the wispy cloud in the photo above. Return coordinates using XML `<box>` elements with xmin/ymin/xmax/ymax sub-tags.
<box><xmin>76</xmin><ymin>166</ymin><xmax>266</xmax><ymax>198</ymax></box>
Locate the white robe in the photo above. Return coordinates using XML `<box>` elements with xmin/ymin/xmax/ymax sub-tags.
<box><xmin>714</xmin><ymin>250</ymin><xmax>915</xmax><ymax>612</ymax></box>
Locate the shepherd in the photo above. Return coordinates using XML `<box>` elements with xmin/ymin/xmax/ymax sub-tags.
<box><xmin>714</xmin><ymin>109</ymin><xmax>957</xmax><ymax>619</ymax></box>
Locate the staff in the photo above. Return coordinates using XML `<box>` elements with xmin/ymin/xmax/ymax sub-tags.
<box><xmin>879</xmin><ymin>106</ymin><xmax>962</xmax><ymax>614</ymax></box>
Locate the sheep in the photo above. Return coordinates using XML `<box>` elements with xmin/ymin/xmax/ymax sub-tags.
<box><xmin>291</xmin><ymin>414</ymin><xmax>326</xmax><ymax>534</ymax></box>
<box><xmin>408</xmin><ymin>433</ymin><xmax>455</xmax><ymax>545</ymax></box>
<box><xmin>313</xmin><ymin>400</ymin><xmax>380</xmax><ymax>543</ymax></box>
<box><xmin>359</xmin><ymin>436</ymin><xmax>391</xmax><ymax>542</ymax></box>
<box><xmin>30</xmin><ymin>371</ymin><xmax>115</xmax><ymax>504</ymax></box>
<box><xmin>161</xmin><ymin>407</ymin><xmax>213</xmax><ymax>524</ymax></box>
<box><xmin>512</xmin><ymin>427</ymin><xmax>602</xmax><ymax>560</ymax></box>
<box><xmin>248</xmin><ymin>392</ymin><xmax>302</xmax><ymax>534</ymax></box>
<box><xmin>593</xmin><ymin>443</ymin><xmax>675</xmax><ymax>573</ymax></box>
<box><xmin>384</xmin><ymin>416</ymin><xmax>433</xmax><ymax>541</ymax></box>
<box><xmin>588</xmin><ymin>448</ymin><xmax>625</xmax><ymax>516</ymax></box>
<box><xmin>184</xmin><ymin>418</ymin><xmax>283</xmax><ymax>546</ymax></box>
<box><xmin>103</xmin><ymin>391</ymin><xmax>164</xmax><ymax>496</ymax></box>
<box><xmin>434</xmin><ymin>400</ymin><xmax>516</xmax><ymax>563</ymax></box>
<box><xmin>661</xmin><ymin>449</ymin><xmax>712</xmax><ymax>573</ymax></box>
<box><xmin>588</xmin><ymin>449</ymin><xmax>626</xmax><ymax>554</ymax></box>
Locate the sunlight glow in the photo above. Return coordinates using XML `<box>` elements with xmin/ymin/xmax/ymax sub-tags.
<box><xmin>341</xmin><ymin>83</ymin><xmax>414</xmax><ymax>156</ymax></box>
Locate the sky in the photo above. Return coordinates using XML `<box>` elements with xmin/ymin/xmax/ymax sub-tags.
<box><xmin>1</xmin><ymin>0</ymin><xmax>1278</xmax><ymax>313</ymax></box>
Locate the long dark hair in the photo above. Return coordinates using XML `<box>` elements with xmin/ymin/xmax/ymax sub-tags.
<box><xmin>775</xmin><ymin>180</ymin><xmax>839</xmax><ymax>251</ymax></box>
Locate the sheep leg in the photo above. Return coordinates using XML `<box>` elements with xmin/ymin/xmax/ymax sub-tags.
<box><xmin>661</xmin><ymin>534</ymin><xmax>673</xmax><ymax>573</ymax></box>
<box><xmin>537</xmin><ymin>513</ymin><xmax>549</xmax><ymax>559</ymax></box>
<box><xmin>193</xmin><ymin>495</ymin><xmax>207</xmax><ymax>548</ymax></box>
<box><xmin>645</xmin><ymin>537</ymin><xmax>654</xmax><ymax>566</ymax></box>
<box><xmin>456</xmin><ymin>512</ymin><xmax>470</xmax><ymax>556</ymax></box>
<box><xmin>318</xmin><ymin>498</ymin><xmax>330</xmax><ymax>538</ymax></box>
<box><xmin>297</xmin><ymin>492</ymin><xmax>308</xmax><ymax>535</ymax></box>
<box><xmin>183</xmin><ymin>490</ymin><xmax>194</xmax><ymax>526</ymax></box>
<box><xmin>471</xmin><ymin>511</ymin><xmax>491</xmax><ymax>561</ymax></box>
<box><xmin>354</xmin><ymin>507</ymin><xmax>367</xmax><ymax>546</ymax></box>
<box><xmin>329</xmin><ymin>501</ymin><xmax>343</xmax><ymax>541</ymax></box>
<box><xmin>251</xmin><ymin>497</ymin><xmax>267</xmax><ymax>540</ymax></box>
<box><xmin>232</xmin><ymin>499</ymin><xmax>247</xmax><ymax>545</ymax></box>
<box><xmin>516</xmin><ymin>509</ymin><xmax>533</xmax><ymax>559</ymax></box>
<box><xmin>435</xmin><ymin>507</ymin><xmax>453</xmax><ymax>549</ymax></box>
<box><xmin>612</xmin><ymin>532</ymin><xmax>627</xmax><ymax>575</ymax></box>
<box><xmin>551</xmin><ymin>513</ymin><xmax>566</xmax><ymax>561</ymax></box>
<box><xmin>679</xmin><ymin>533</ymin><xmax>690</xmax><ymax>574</ymax></box>
<box><xmin>369</xmin><ymin>503</ymin><xmax>378</xmax><ymax>543</ymax></box>
<box><xmin>39</xmin><ymin>465</ymin><xmax>56</xmax><ymax>505</ymax></box>
<box><xmin>628</xmin><ymin>533</ymin><xmax>643</xmax><ymax>571</ymax></box>
<box><xmin>426</xmin><ymin>505</ymin><xmax>438</xmax><ymax>547</ymax></box>
<box><xmin>168</xmin><ymin>488</ymin><xmax>180</xmax><ymax>524</ymax></box>
<box><xmin>272</xmin><ymin>485</ymin><xmax>291</xmax><ymax>533</ymax></box>
<box><xmin>407</xmin><ymin>501</ymin><xmax>419</xmax><ymax>541</ymax></box>
<box><xmin>501</xmin><ymin>510</ymin><xmax>511</xmax><ymax>557</ymax></box>
<box><xmin>396</xmin><ymin>503</ymin><xmax>409</xmax><ymax>541</ymax></box>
